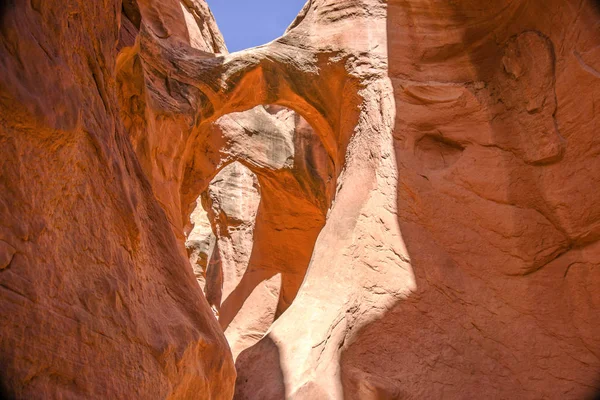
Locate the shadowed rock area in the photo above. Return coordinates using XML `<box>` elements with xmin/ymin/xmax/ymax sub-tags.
<box><xmin>0</xmin><ymin>0</ymin><xmax>599</xmax><ymax>399</ymax></box>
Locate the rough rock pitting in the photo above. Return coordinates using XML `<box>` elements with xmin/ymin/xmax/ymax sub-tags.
<box><xmin>0</xmin><ymin>0</ymin><xmax>234</xmax><ymax>398</ymax></box>
<box><xmin>1</xmin><ymin>0</ymin><xmax>600</xmax><ymax>399</ymax></box>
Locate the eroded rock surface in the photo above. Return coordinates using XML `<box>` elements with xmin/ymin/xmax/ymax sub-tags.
<box><xmin>187</xmin><ymin>162</ymin><xmax>260</xmax><ymax>300</ymax></box>
<box><xmin>185</xmin><ymin>104</ymin><xmax>333</xmax><ymax>361</ymax></box>
<box><xmin>187</xmin><ymin>162</ymin><xmax>279</xmax><ymax>360</ymax></box>
<box><xmin>0</xmin><ymin>0</ymin><xmax>234</xmax><ymax>398</ymax></box>
<box><xmin>135</xmin><ymin>0</ymin><xmax>598</xmax><ymax>398</ymax></box>
<box><xmin>1</xmin><ymin>0</ymin><xmax>600</xmax><ymax>399</ymax></box>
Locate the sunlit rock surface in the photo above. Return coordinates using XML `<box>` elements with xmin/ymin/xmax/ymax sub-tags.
<box><xmin>1</xmin><ymin>0</ymin><xmax>600</xmax><ymax>399</ymax></box>
<box><xmin>0</xmin><ymin>0</ymin><xmax>234</xmax><ymax>398</ymax></box>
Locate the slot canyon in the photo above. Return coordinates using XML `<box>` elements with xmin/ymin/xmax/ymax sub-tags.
<box><xmin>0</xmin><ymin>0</ymin><xmax>599</xmax><ymax>398</ymax></box>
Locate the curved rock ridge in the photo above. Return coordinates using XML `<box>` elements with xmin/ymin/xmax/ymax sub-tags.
<box><xmin>186</xmin><ymin>162</ymin><xmax>261</xmax><ymax>305</ymax></box>
<box><xmin>0</xmin><ymin>0</ymin><xmax>235</xmax><ymax>398</ymax></box>
<box><xmin>1</xmin><ymin>0</ymin><xmax>600</xmax><ymax>399</ymax></box>
<box><xmin>133</xmin><ymin>0</ymin><xmax>600</xmax><ymax>398</ymax></box>
<box><xmin>187</xmin><ymin>162</ymin><xmax>273</xmax><ymax>360</ymax></box>
<box><xmin>185</xmin><ymin>104</ymin><xmax>334</xmax><ymax>361</ymax></box>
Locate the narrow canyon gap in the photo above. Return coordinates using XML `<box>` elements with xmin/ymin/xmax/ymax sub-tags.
<box><xmin>205</xmin><ymin>0</ymin><xmax>307</xmax><ymax>52</ymax></box>
<box><xmin>0</xmin><ymin>1</ymin><xmax>599</xmax><ymax>400</ymax></box>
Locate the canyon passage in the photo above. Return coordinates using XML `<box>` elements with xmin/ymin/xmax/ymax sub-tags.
<box><xmin>0</xmin><ymin>0</ymin><xmax>599</xmax><ymax>399</ymax></box>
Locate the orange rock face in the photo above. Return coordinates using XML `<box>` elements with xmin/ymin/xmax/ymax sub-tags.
<box><xmin>147</xmin><ymin>0</ymin><xmax>596</xmax><ymax>398</ymax></box>
<box><xmin>0</xmin><ymin>0</ymin><xmax>234</xmax><ymax>398</ymax></box>
<box><xmin>185</xmin><ymin>106</ymin><xmax>333</xmax><ymax>361</ymax></box>
<box><xmin>2</xmin><ymin>0</ymin><xmax>600</xmax><ymax>399</ymax></box>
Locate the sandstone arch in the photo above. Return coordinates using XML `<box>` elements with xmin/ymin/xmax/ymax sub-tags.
<box><xmin>1</xmin><ymin>0</ymin><xmax>599</xmax><ymax>398</ymax></box>
<box><xmin>183</xmin><ymin>104</ymin><xmax>335</xmax><ymax>360</ymax></box>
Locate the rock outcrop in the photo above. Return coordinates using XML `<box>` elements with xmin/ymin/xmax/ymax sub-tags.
<box><xmin>138</xmin><ymin>0</ymin><xmax>599</xmax><ymax>398</ymax></box>
<box><xmin>186</xmin><ymin>105</ymin><xmax>333</xmax><ymax>360</ymax></box>
<box><xmin>0</xmin><ymin>0</ymin><xmax>235</xmax><ymax>398</ymax></box>
<box><xmin>187</xmin><ymin>161</ymin><xmax>275</xmax><ymax>360</ymax></box>
<box><xmin>232</xmin><ymin>1</ymin><xmax>600</xmax><ymax>398</ymax></box>
<box><xmin>1</xmin><ymin>0</ymin><xmax>600</xmax><ymax>399</ymax></box>
<box><xmin>187</xmin><ymin>162</ymin><xmax>261</xmax><ymax>304</ymax></box>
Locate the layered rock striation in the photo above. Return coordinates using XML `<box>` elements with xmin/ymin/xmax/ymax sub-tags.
<box><xmin>0</xmin><ymin>0</ymin><xmax>235</xmax><ymax>398</ymax></box>
<box><xmin>1</xmin><ymin>0</ymin><xmax>600</xmax><ymax>399</ymax></box>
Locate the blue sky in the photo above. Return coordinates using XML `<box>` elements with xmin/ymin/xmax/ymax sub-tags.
<box><xmin>206</xmin><ymin>0</ymin><xmax>307</xmax><ymax>52</ymax></box>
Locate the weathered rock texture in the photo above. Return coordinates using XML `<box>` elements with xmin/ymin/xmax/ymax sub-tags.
<box><xmin>0</xmin><ymin>0</ymin><xmax>235</xmax><ymax>398</ymax></box>
<box><xmin>186</xmin><ymin>161</ymin><xmax>278</xmax><ymax>360</ymax></box>
<box><xmin>2</xmin><ymin>0</ymin><xmax>600</xmax><ymax>399</ymax></box>
<box><xmin>185</xmin><ymin>104</ymin><xmax>333</xmax><ymax>360</ymax></box>
<box><xmin>233</xmin><ymin>1</ymin><xmax>600</xmax><ymax>398</ymax></box>
<box><xmin>187</xmin><ymin>162</ymin><xmax>261</xmax><ymax>302</ymax></box>
<box><xmin>135</xmin><ymin>0</ymin><xmax>599</xmax><ymax>398</ymax></box>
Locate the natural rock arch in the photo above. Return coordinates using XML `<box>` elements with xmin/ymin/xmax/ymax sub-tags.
<box><xmin>182</xmin><ymin>104</ymin><xmax>334</xmax><ymax>360</ymax></box>
<box><xmin>122</xmin><ymin>0</ymin><xmax>410</xmax><ymax>396</ymax></box>
<box><xmin>1</xmin><ymin>0</ymin><xmax>599</xmax><ymax>398</ymax></box>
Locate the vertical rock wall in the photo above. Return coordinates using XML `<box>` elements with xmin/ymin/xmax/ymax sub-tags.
<box><xmin>1</xmin><ymin>0</ymin><xmax>600</xmax><ymax>399</ymax></box>
<box><xmin>0</xmin><ymin>0</ymin><xmax>235</xmax><ymax>398</ymax></box>
<box><xmin>136</xmin><ymin>0</ymin><xmax>599</xmax><ymax>398</ymax></box>
<box><xmin>186</xmin><ymin>105</ymin><xmax>334</xmax><ymax>361</ymax></box>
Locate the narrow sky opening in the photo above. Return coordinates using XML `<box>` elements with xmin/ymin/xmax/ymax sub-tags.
<box><xmin>205</xmin><ymin>0</ymin><xmax>307</xmax><ymax>52</ymax></box>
